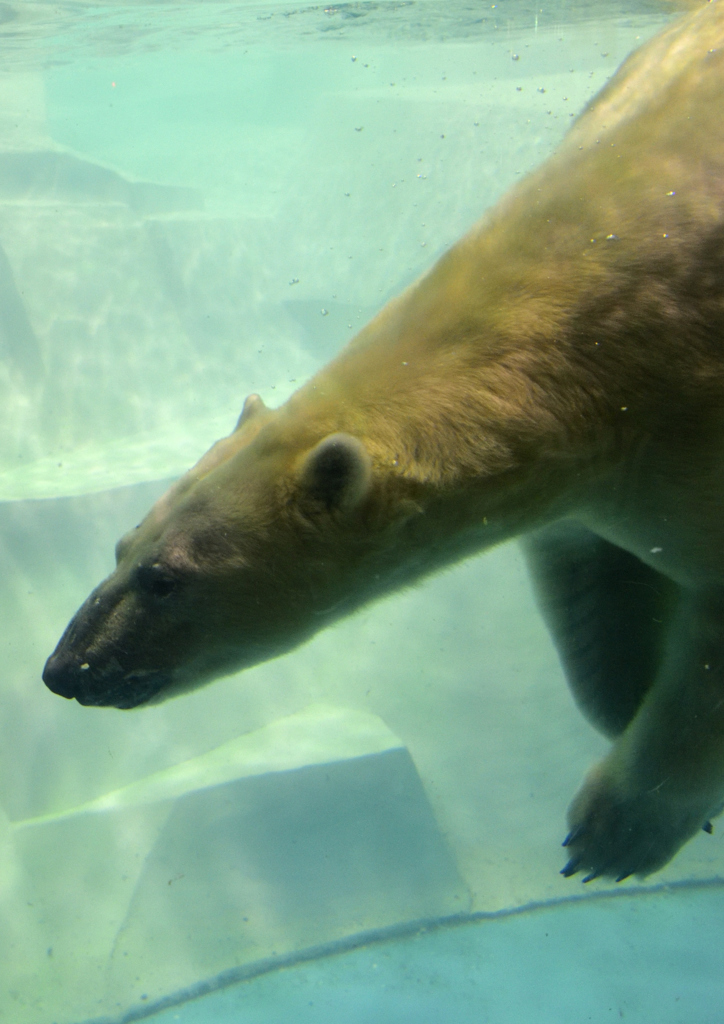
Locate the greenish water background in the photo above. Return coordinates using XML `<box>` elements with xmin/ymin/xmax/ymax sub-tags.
<box><xmin>2</xmin><ymin>4</ymin><xmax>721</xmax><ymax>1023</ymax></box>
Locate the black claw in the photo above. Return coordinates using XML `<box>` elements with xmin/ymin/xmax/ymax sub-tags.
<box><xmin>561</xmin><ymin>856</ymin><xmax>582</xmax><ymax>877</ymax></box>
<box><xmin>615</xmin><ymin>872</ymin><xmax>632</xmax><ymax>882</ymax></box>
<box><xmin>703</xmin><ymin>821</ymin><xmax>714</xmax><ymax>834</ymax></box>
<box><xmin>562</xmin><ymin>825</ymin><xmax>586</xmax><ymax>848</ymax></box>
<box><xmin>582</xmin><ymin>870</ymin><xmax>599</xmax><ymax>883</ymax></box>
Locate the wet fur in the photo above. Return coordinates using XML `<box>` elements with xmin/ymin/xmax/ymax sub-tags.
<box><xmin>45</xmin><ymin>2</ymin><xmax>724</xmax><ymax>881</ymax></box>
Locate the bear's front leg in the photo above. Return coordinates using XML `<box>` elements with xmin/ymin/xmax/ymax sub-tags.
<box><xmin>561</xmin><ymin>589</ymin><xmax>724</xmax><ymax>881</ymax></box>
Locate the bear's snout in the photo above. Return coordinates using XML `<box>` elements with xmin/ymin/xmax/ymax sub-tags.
<box><xmin>43</xmin><ymin>648</ymin><xmax>169</xmax><ymax>709</ymax></box>
<box><xmin>42</xmin><ymin>649</ymin><xmax>85</xmax><ymax>700</ymax></box>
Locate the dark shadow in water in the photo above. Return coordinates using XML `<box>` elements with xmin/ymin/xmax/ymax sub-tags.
<box><xmin>0</xmin><ymin>151</ymin><xmax>203</xmax><ymax>215</ymax></box>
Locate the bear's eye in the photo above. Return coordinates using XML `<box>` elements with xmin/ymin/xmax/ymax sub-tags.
<box><xmin>135</xmin><ymin>562</ymin><xmax>178</xmax><ymax>599</ymax></box>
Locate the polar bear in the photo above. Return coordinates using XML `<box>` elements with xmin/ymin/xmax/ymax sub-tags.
<box><xmin>44</xmin><ymin>2</ymin><xmax>724</xmax><ymax>881</ymax></box>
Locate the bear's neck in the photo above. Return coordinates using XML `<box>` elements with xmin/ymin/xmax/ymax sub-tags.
<box><xmin>287</xmin><ymin>147</ymin><xmax>723</xmax><ymax>556</ymax></box>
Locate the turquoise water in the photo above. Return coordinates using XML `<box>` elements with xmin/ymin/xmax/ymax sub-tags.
<box><xmin>142</xmin><ymin>884</ymin><xmax>724</xmax><ymax>1024</ymax></box>
<box><xmin>2</xmin><ymin>3</ymin><xmax>724</xmax><ymax>1023</ymax></box>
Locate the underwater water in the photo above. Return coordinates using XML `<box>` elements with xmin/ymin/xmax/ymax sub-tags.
<box><xmin>1</xmin><ymin>1</ymin><xmax>724</xmax><ymax>1022</ymax></box>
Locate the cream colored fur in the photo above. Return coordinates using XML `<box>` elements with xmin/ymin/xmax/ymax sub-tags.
<box><xmin>45</xmin><ymin>2</ymin><xmax>724</xmax><ymax>880</ymax></box>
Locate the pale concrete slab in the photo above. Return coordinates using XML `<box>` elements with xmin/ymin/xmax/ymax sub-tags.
<box><xmin>3</xmin><ymin>707</ymin><xmax>466</xmax><ymax>1024</ymax></box>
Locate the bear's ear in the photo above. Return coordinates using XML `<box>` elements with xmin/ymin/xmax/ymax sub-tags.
<box><xmin>299</xmin><ymin>433</ymin><xmax>372</xmax><ymax>511</ymax></box>
<box><xmin>235</xmin><ymin>393</ymin><xmax>267</xmax><ymax>431</ymax></box>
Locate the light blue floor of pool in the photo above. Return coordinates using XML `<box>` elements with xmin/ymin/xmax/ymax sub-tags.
<box><xmin>145</xmin><ymin>884</ymin><xmax>724</xmax><ymax>1024</ymax></box>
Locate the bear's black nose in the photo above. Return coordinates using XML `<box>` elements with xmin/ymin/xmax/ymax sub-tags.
<box><xmin>42</xmin><ymin>652</ymin><xmax>85</xmax><ymax>700</ymax></box>
<box><xmin>43</xmin><ymin>650</ymin><xmax>170</xmax><ymax>708</ymax></box>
